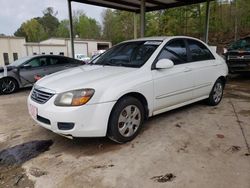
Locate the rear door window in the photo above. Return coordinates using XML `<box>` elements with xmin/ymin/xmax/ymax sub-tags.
<box><xmin>48</xmin><ymin>57</ymin><xmax>70</xmax><ymax>66</ymax></box>
<box><xmin>68</xmin><ymin>58</ymin><xmax>82</xmax><ymax>64</ymax></box>
<box><xmin>187</xmin><ymin>39</ymin><xmax>215</xmax><ymax>62</ymax></box>
<box><xmin>58</xmin><ymin>57</ymin><xmax>69</xmax><ymax>65</ymax></box>
<box><xmin>49</xmin><ymin>57</ymin><xmax>61</xmax><ymax>65</ymax></box>
<box><xmin>158</xmin><ymin>39</ymin><xmax>188</xmax><ymax>65</ymax></box>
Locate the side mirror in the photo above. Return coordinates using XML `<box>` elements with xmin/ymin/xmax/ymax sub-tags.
<box><xmin>155</xmin><ymin>59</ymin><xmax>174</xmax><ymax>69</ymax></box>
<box><xmin>12</xmin><ymin>67</ymin><xmax>19</xmax><ymax>73</ymax></box>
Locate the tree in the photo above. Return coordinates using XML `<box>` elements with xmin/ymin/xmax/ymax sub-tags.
<box><xmin>74</xmin><ymin>11</ymin><xmax>101</xmax><ymax>39</ymax></box>
<box><xmin>14</xmin><ymin>7</ymin><xmax>59</xmax><ymax>41</ymax></box>
<box><xmin>102</xmin><ymin>9</ymin><xmax>117</xmax><ymax>41</ymax></box>
<box><xmin>102</xmin><ymin>9</ymin><xmax>134</xmax><ymax>44</ymax></box>
<box><xmin>37</xmin><ymin>7</ymin><xmax>60</xmax><ymax>38</ymax></box>
<box><xmin>14</xmin><ymin>26</ymin><xmax>27</xmax><ymax>39</ymax></box>
<box><xmin>21</xmin><ymin>19</ymin><xmax>47</xmax><ymax>42</ymax></box>
<box><xmin>56</xmin><ymin>20</ymin><xmax>70</xmax><ymax>38</ymax></box>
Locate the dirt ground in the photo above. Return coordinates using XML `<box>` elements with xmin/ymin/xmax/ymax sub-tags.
<box><xmin>0</xmin><ymin>75</ymin><xmax>249</xmax><ymax>188</ymax></box>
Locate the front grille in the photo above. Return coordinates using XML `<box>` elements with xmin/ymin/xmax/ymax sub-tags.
<box><xmin>31</xmin><ymin>88</ymin><xmax>54</xmax><ymax>104</ymax></box>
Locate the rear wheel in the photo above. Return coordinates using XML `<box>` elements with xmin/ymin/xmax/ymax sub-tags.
<box><xmin>0</xmin><ymin>78</ymin><xmax>18</xmax><ymax>94</ymax></box>
<box><xmin>206</xmin><ymin>79</ymin><xmax>224</xmax><ymax>106</ymax></box>
<box><xmin>107</xmin><ymin>97</ymin><xmax>144</xmax><ymax>143</ymax></box>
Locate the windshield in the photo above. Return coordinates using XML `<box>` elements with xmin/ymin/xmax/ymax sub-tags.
<box><xmin>229</xmin><ymin>38</ymin><xmax>250</xmax><ymax>51</ymax></box>
<box><xmin>11</xmin><ymin>56</ymin><xmax>32</xmax><ymax>67</ymax></box>
<box><xmin>93</xmin><ymin>41</ymin><xmax>161</xmax><ymax>68</ymax></box>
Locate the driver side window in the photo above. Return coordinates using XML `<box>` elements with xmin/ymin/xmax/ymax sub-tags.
<box><xmin>158</xmin><ymin>39</ymin><xmax>188</xmax><ymax>65</ymax></box>
<box><xmin>26</xmin><ymin>57</ymin><xmax>47</xmax><ymax>68</ymax></box>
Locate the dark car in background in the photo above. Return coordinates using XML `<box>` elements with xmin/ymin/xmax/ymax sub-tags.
<box><xmin>0</xmin><ymin>55</ymin><xmax>84</xmax><ymax>94</ymax></box>
<box><xmin>225</xmin><ymin>37</ymin><xmax>250</xmax><ymax>73</ymax></box>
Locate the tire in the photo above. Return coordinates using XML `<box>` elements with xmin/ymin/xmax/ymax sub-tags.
<box><xmin>0</xmin><ymin>77</ymin><xmax>19</xmax><ymax>94</ymax></box>
<box><xmin>107</xmin><ymin>97</ymin><xmax>145</xmax><ymax>143</ymax></box>
<box><xmin>206</xmin><ymin>79</ymin><xmax>224</xmax><ymax>106</ymax></box>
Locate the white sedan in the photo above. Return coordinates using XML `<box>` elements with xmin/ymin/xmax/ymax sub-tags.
<box><xmin>28</xmin><ymin>36</ymin><xmax>228</xmax><ymax>143</ymax></box>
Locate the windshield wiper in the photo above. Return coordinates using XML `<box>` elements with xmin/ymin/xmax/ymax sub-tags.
<box><xmin>95</xmin><ymin>61</ymin><xmax>140</xmax><ymax>68</ymax></box>
<box><xmin>102</xmin><ymin>62</ymin><xmax>115</xmax><ymax>66</ymax></box>
<box><xmin>116</xmin><ymin>63</ymin><xmax>140</xmax><ymax>68</ymax></box>
<box><xmin>95</xmin><ymin>61</ymin><xmax>116</xmax><ymax>66</ymax></box>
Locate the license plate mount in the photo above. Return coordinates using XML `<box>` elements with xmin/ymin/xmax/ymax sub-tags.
<box><xmin>29</xmin><ymin>104</ymin><xmax>37</xmax><ymax>119</ymax></box>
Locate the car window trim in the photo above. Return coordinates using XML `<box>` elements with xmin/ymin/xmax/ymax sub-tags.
<box><xmin>151</xmin><ymin>38</ymin><xmax>189</xmax><ymax>70</ymax></box>
<box><xmin>19</xmin><ymin>58</ymin><xmax>35</xmax><ymax>68</ymax></box>
<box><xmin>186</xmin><ymin>39</ymin><xmax>215</xmax><ymax>62</ymax></box>
<box><xmin>58</xmin><ymin>56</ymin><xmax>72</xmax><ymax>65</ymax></box>
<box><xmin>21</xmin><ymin>57</ymin><xmax>49</xmax><ymax>69</ymax></box>
<box><xmin>21</xmin><ymin>58</ymin><xmax>41</xmax><ymax>69</ymax></box>
<box><xmin>48</xmin><ymin>57</ymin><xmax>61</xmax><ymax>66</ymax></box>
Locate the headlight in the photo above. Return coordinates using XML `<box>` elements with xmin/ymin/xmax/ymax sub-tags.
<box><xmin>54</xmin><ymin>89</ymin><xmax>95</xmax><ymax>106</ymax></box>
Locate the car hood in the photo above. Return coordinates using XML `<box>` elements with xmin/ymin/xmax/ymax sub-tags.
<box><xmin>36</xmin><ymin>65</ymin><xmax>136</xmax><ymax>93</ymax></box>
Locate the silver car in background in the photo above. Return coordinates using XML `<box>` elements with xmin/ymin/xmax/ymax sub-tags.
<box><xmin>0</xmin><ymin>55</ymin><xmax>84</xmax><ymax>94</ymax></box>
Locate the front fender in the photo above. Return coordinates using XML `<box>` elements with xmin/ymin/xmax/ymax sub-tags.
<box><xmin>96</xmin><ymin>79</ymin><xmax>154</xmax><ymax>117</ymax></box>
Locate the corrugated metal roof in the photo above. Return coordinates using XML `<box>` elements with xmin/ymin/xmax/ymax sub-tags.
<box><xmin>72</xmin><ymin>0</ymin><xmax>210</xmax><ymax>12</ymax></box>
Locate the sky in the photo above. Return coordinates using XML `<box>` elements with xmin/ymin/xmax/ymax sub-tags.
<box><xmin>0</xmin><ymin>0</ymin><xmax>105</xmax><ymax>35</ymax></box>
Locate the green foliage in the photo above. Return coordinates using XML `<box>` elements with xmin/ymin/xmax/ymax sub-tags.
<box><xmin>37</xmin><ymin>7</ymin><xmax>60</xmax><ymax>37</ymax></box>
<box><xmin>14</xmin><ymin>7</ymin><xmax>59</xmax><ymax>42</ymax></box>
<box><xmin>102</xmin><ymin>9</ymin><xmax>117</xmax><ymax>42</ymax></box>
<box><xmin>74</xmin><ymin>11</ymin><xmax>101</xmax><ymax>39</ymax></box>
<box><xmin>14</xmin><ymin>26</ymin><xmax>27</xmax><ymax>39</ymax></box>
<box><xmin>14</xmin><ymin>7</ymin><xmax>101</xmax><ymax>42</ymax></box>
<box><xmin>102</xmin><ymin>0</ymin><xmax>250</xmax><ymax>45</ymax></box>
<box><xmin>56</xmin><ymin>19</ymin><xmax>70</xmax><ymax>38</ymax></box>
<box><xmin>18</xmin><ymin>19</ymin><xmax>47</xmax><ymax>42</ymax></box>
<box><xmin>237</xmin><ymin>0</ymin><xmax>250</xmax><ymax>32</ymax></box>
<box><xmin>13</xmin><ymin>0</ymin><xmax>250</xmax><ymax>46</ymax></box>
<box><xmin>102</xmin><ymin>9</ymin><xmax>135</xmax><ymax>44</ymax></box>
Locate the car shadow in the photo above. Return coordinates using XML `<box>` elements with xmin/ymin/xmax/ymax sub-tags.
<box><xmin>47</xmin><ymin>101</ymin><xmax>206</xmax><ymax>157</ymax></box>
<box><xmin>141</xmin><ymin>100</ymin><xmax>206</xmax><ymax>133</ymax></box>
<box><xmin>48</xmin><ymin>134</ymin><xmax>123</xmax><ymax>157</ymax></box>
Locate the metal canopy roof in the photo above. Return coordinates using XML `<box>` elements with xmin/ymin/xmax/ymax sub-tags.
<box><xmin>67</xmin><ymin>0</ymin><xmax>212</xmax><ymax>57</ymax></box>
<box><xmin>71</xmin><ymin>0</ymin><xmax>209</xmax><ymax>13</ymax></box>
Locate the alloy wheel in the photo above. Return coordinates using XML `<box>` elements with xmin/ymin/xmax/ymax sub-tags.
<box><xmin>1</xmin><ymin>79</ymin><xmax>16</xmax><ymax>94</ymax></box>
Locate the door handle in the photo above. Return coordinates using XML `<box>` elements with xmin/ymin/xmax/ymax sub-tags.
<box><xmin>184</xmin><ymin>67</ymin><xmax>192</xmax><ymax>72</ymax></box>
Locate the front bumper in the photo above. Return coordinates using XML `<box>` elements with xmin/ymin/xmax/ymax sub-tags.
<box><xmin>227</xmin><ymin>60</ymin><xmax>250</xmax><ymax>73</ymax></box>
<box><xmin>27</xmin><ymin>94</ymin><xmax>116</xmax><ymax>137</ymax></box>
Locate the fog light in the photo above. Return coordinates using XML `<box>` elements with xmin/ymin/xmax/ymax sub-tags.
<box><xmin>57</xmin><ymin>122</ymin><xmax>75</xmax><ymax>130</ymax></box>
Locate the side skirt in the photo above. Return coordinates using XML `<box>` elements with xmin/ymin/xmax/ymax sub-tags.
<box><xmin>152</xmin><ymin>96</ymin><xmax>209</xmax><ymax>116</ymax></box>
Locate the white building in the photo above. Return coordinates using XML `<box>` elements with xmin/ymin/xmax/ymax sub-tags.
<box><xmin>0</xmin><ymin>36</ymin><xmax>27</xmax><ymax>65</ymax></box>
<box><xmin>0</xmin><ymin>36</ymin><xmax>111</xmax><ymax>66</ymax></box>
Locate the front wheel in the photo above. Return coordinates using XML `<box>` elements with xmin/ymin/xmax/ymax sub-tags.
<box><xmin>206</xmin><ymin>79</ymin><xmax>224</xmax><ymax>106</ymax></box>
<box><xmin>0</xmin><ymin>78</ymin><xmax>18</xmax><ymax>94</ymax></box>
<box><xmin>107</xmin><ymin>97</ymin><xmax>144</xmax><ymax>143</ymax></box>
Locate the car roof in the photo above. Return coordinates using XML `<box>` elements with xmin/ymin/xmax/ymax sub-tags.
<box><xmin>124</xmin><ymin>36</ymin><xmax>204</xmax><ymax>43</ymax></box>
<box><xmin>125</xmin><ymin>36</ymin><xmax>169</xmax><ymax>42</ymax></box>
